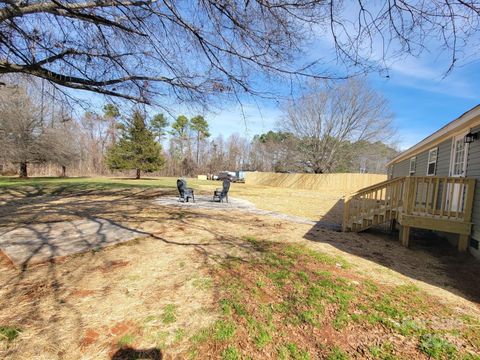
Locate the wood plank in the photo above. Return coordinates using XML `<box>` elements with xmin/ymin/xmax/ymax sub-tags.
<box><xmin>463</xmin><ymin>178</ymin><xmax>476</xmax><ymax>222</ymax></box>
<box><xmin>458</xmin><ymin>234</ymin><xmax>469</xmax><ymax>252</ymax></box>
<box><xmin>399</xmin><ymin>214</ymin><xmax>472</xmax><ymax>235</ymax></box>
<box><xmin>399</xmin><ymin>225</ymin><xmax>410</xmax><ymax>247</ymax></box>
<box><xmin>432</xmin><ymin>177</ymin><xmax>439</xmax><ymax>214</ymax></box>
<box><xmin>441</xmin><ymin>177</ymin><xmax>448</xmax><ymax>217</ymax></box>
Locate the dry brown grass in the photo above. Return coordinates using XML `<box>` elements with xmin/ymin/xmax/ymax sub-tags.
<box><xmin>196</xmin><ymin>182</ymin><xmax>345</xmax><ymax>223</ymax></box>
<box><xmin>0</xmin><ymin>186</ymin><xmax>315</xmax><ymax>359</ymax></box>
<box><xmin>0</xmin><ymin>180</ymin><xmax>479</xmax><ymax>359</ymax></box>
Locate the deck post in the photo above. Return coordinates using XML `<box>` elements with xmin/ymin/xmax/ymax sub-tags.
<box><xmin>389</xmin><ymin>219</ymin><xmax>396</xmax><ymax>232</ymax></box>
<box><xmin>342</xmin><ymin>195</ymin><xmax>351</xmax><ymax>232</ymax></box>
<box><xmin>458</xmin><ymin>234</ymin><xmax>469</xmax><ymax>252</ymax></box>
<box><xmin>399</xmin><ymin>225</ymin><xmax>410</xmax><ymax>247</ymax></box>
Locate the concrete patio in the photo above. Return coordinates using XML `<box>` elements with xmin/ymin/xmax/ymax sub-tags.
<box><xmin>0</xmin><ymin>218</ymin><xmax>147</xmax><ymax>267</ymax></box>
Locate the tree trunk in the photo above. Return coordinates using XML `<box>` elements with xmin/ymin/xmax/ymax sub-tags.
<box><xmin>196</xmin><ymin>132</ymin><xmax>200</xmax><ymax>165</ymax></box>
<box><xmin>61</xmin><ymin>165</ymin><xmax>67</xmax><ymax>177</ymax></box>
<box><xmin>19</xmin><ymin>162</ymin><xmax>28</xmax><ymax>178</ymax></box>
<box><xmin>136</xmin><ymin>169</ymin><xmax>141</xmax><ymax>179</ymax></box>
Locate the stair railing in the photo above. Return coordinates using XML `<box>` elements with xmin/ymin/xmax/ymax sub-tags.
<box><xmin>342</xmin><ymin>177</ymin><xmax>406</xmax><ymax>231</ymax></box>
<box><xmin>343</xmin><ymin>176</ymin><xmax>476</xmax><ymax>231</ymax></box>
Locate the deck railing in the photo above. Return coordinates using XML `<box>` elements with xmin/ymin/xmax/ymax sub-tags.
<box><xmin>343</xmin><ymin>176</ymin><xmax>476</xmax><ymax>231</ymax></box>
<box><xmin>405</xmin><ymin>176</ymin><xmax>476</xmax><ymax>221</ymax></box>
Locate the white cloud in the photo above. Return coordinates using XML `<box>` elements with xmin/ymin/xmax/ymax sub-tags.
<box><xmin>387</xmin><ymin>58</ymin><xmax>480</xmax><ymax>100</ymax></box>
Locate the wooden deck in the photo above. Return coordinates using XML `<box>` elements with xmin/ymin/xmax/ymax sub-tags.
<box><xmin>343</xmin><ymin>176</ymin><xmax>476</xmax><ymax>251</ymax></box>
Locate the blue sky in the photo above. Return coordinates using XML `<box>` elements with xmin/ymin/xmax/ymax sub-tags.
<box><xmin>73</xmin><ymin>56</ymin><xmax>479</xmax><ymax>151</ymax></box>
<box><xmin>67</xmin><ymin>21</ymin><xmax>479</xmax><ymax>152</ymax></box>
<box><xmin>370</xmin><ymin>59</ymin><xmax>480</xmax><ymax>149</ymax></box>
<box><xmin>201</xmin><ymin>57</ymin><xmax>480</xmax><ymax>150</ymax></box>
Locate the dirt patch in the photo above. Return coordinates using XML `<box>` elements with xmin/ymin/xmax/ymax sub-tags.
<box><xmin>96</xmin><ymin>260</ymin><xmax>130</xmax><ymax>273</ymax></box>
<box><xmin>81</xmin><ymin>329</ymin><xmax>100</xmax><ymax>348</ymax></box>
<box><xmin>111</xmin><ymin>320</ymin><xmax>138</xmax><ymax>337</ymax></box>
<box><xmin>69</xmin><ymin>289</ymin><xmax>96</xmax><ymax>299</ymax></box>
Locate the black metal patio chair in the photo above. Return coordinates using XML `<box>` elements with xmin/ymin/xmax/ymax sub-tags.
<box><xmin>177</xmin><ymin>178</ymin><xmax>195</xmax><ymax>203</ymax></box>
<box><xmin>213</xmin><ymin>179</ymin><xmax>230</xmax><ymax>203</ymax></box>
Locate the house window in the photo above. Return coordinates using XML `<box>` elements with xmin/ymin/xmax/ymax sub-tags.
<box><xmin>427</xmin><ymin>148</ymin><xmax>438</xmax><ymax>176</ymax></box>
<box><xmin>453</xmin><ymin>139</ymin><xmax>466</xmax><ymax>176</ymax></box>
<box><xmin>409</xmin><ymin>157</ymin><xmax>416</xmax><ymax>175</ymax></box>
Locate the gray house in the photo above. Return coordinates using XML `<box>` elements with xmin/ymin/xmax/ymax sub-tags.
<box><xmin>343</xmin><ymin>104</ymin><xmax>480</xmax><ymax>259</ymax></box>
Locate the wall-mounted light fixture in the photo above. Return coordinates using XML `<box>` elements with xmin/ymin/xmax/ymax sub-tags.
<box><xmin>464</xmin><ymin>130</ymin><xmax>478</xmax><ymax>144</ymax></box>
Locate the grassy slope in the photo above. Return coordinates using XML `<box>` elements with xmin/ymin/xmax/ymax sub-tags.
<box><xmin>189</xmin><ymin>240</ymin><xmax>480</xmax><ymax>360</ymax></box>
<box><xmin>1</xmin><ymin>177</ymin><xmax>479</xmax><ymax>359</ymax></box>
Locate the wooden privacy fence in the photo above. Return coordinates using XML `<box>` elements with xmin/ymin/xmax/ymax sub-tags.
<box><xmin>244</xmin><ymin>172</ymin><xmax>387</xmax><ymax>194</ymax></box>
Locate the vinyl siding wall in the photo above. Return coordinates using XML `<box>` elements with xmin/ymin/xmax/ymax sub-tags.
<box><xmin>436</xmin><ymin>139</ymin><xmax>452</xmax><ymax>176</ymax></box>
<box><xmin>391</xmin><ymin>138</ymin><xmax>452</xmax><ymax>177</ymax></box>
<box><xmin>466</xmin><ymin>125</ymin><xmax>480</xmax><ymax>258</ymax></box>
<box><xmin>392</xmin><ymin>158</ymin><xmax>410</xmax><ymax>178</ymax></box>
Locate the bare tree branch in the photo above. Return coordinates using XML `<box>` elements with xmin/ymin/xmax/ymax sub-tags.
<box><xmin>0</xmin><ymin>0</ymin><xmax>478</xmax><ymax>105</ymax></box>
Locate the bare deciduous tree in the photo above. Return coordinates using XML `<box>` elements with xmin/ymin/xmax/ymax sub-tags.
<box><xmin>42</xmin><ymin>122</ymin><xmax>81</xmax><ymax>177</ymax></box>
<box><xmin>0</xmin><ymin>86</ymin><xmax>46</xmax><ymax>177</ymax></box>
<box><xmin>1</xmin><ymin>1</ymin><xmax>478</xmax><ymax>104</ymax></box>
<box><xmin>0</xmin><ymin>85</ymin><xmax>79</xmax><ymax>177</ymax></box>
<box><xmin>280</xmin><ymin>79</ymin><xmax>395</xmax><ymax>173</ymax></box>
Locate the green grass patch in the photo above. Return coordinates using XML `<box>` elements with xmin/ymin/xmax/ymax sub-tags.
<box><xmin>278</xmin><ymin>343</ymin><xmax>311</xmax><ymax>360</ymax></box>
<box><xmin>0</xmin><ymin>326</ymin><xmax>21</xmax><ymax>342</ymax></box>
<box><xmin>222</xmin><ymin>346</ymin><xmax>240</xmax><ymax>360</ymax></box>
<box><xmin>326</xmin><ymin>347</ymin><xmax>349</xmax><ymax>360</ymax></box>
<box><xmin>368</xmin><ymin>341</ymin><xmax>398</xmax><ymax>360</ymax></box>
<box><xmin>118</xmin><ymin>333</ymin><xmax>135</xmax><ymax>347</ymax></box>
<box><xmin>267</xmin><ymin>269</ymin><xmax>292</xmax><ymax>287</ymax></box>
<box><xmin>214</xmin><ymin>320</ymin><xmax>236</xmax><ymax>341</ymax></box>
<box><xmin>187</xmin><ymin>241</ymin><xmax>479</xmax><ymax>359</ymax></box>
<box><xmin>174</xmin><ymin>328</ymin><xmax>185</xmax><ymax>342</ymax></box>
<box><xmin>220</xmin><ymin>299</ymin><xmax>247</xmax><ymax>317</ymax></box>
<box><xmin>192</xmin><ymin>276</ymin><xmax>213</xmax><ymax>290</ymax></box>
<box><xmin>161</xmin><ymin>304</ymin><xmax>177</xmax><ymax>325</ymax></box>
<box><xmin>0</xmin><ymin>175</ymin><xmax>218</xmax><ymax>190</ymax></box>
<box><xmin>254</xmin><ymin>326</ymin><xmax>273</xmax><ymax>348</ymax></box>
<box><xmin>418</xmin><ymin>334</ymin><xmax>457</xmax><ymax>359</ymax></box>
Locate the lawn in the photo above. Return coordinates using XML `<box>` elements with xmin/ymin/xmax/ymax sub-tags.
<box><xmin>0</xmin><ymin>176</ymin><xmax>345</xmax><ymax>223</ymax></box>
<box><xmin>0</xmin><ymin>176</ymin><xmax>479</xmax><ymax>359</ymax></box>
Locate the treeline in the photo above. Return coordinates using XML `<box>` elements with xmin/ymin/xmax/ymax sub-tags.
<box><xmin>1</xmin><ymin>79</ymin><xmax>398</xmax><ymax>178</ymax></box>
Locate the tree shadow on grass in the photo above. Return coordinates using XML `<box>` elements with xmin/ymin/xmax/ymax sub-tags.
<box><xmin>111</xmin><ymin>347</ymin><xmax>162</xmax><ymax>360</ymax></box>
<box><xmin>304</xmin><ymin>198</ymin><xmax>480</xmax><ymax>305</ymax></box>
<box><xmin>0</xmin><ymin>185</ymin><xmax>281</xmax><ymax>357</ymax></box>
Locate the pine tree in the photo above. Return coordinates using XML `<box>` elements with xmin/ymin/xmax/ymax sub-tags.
<box><xmin>190</xmin><ymin>115</ymin><xmax>210</xmax><ymax>165</ymax></box>
<box><xmin>106</xmin><ymin>111</ymin><xmax>165</xmax><ymax>179</ymax></box>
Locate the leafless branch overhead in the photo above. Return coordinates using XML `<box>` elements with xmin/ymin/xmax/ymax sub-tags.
<box><xmin>0</xmin><ymin>1</ymin><xmax>478</xmax><ymax>105</ymax></box>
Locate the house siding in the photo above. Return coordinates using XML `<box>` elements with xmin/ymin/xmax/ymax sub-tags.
<box><xmin>435</xmin><ymin>139</ymin><xmax>452</xmax><ymax>176</ymax></box>
<box><xmin>392</xmin><ymin>158</ymin><xmax>410</xmax><ymax>177</ymax></box>
<box><xmin>391</xmin><ymin>138</ymin><xmax>452</xmax><ymax>178</ymax></box>
<box><xmin>466</xmin><ymin>125</ymin><xmax>480</xmax><ymax>258</ymax></box>
<box><xmin>416</xmin><ymin>151</ymin><xmax>428</xmax><ymax>175</ymax></box>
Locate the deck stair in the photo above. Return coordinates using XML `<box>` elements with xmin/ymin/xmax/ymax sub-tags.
<box><xmin>342</xmin><ymin>176</ymin><xmax>476</xmax><ymax>251</ymax></box>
